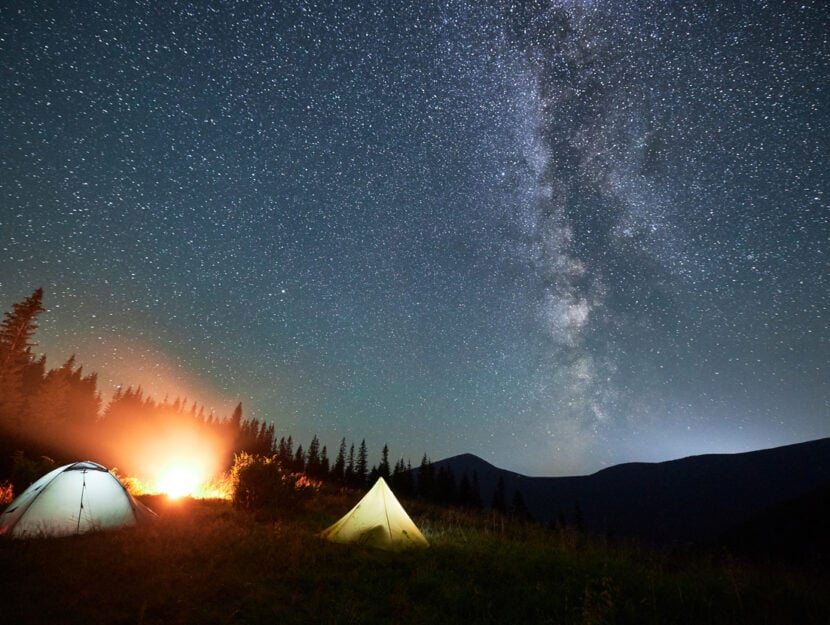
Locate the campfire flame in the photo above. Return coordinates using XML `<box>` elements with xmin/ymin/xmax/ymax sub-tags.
<box><xmin>120</xmin><ymin>466</ymin><xmax>233</xmax><ymax>500</ymax></box>
<box><xmin>106</xmin><ymin>419</ymin><xmax>235</xmax><ymax>500</ymax></box>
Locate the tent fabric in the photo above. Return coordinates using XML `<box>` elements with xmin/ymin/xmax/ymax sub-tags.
<box><xmin>0</xmin><ymin>461</ymin><xmax>155</xmax><ymax>538</ymax></box>
<box><xmin>321</xmin><ymin>477</ymin><xmax>428</xmax><ymax>550</ymax></box>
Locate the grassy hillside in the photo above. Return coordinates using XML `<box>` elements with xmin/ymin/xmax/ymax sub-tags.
<box><xmin>1</xmin><ymin>491</ymin><xmax>827</xmax><ymax>625</ymax></box>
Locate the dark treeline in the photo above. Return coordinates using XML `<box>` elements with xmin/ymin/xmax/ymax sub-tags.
<box><xmin>261</xmin><ymin>434</ymin><xmax>492</xmax><ymax>512</ymax></box>
<box><xmin>0</xmin><ymin>289</ymin><xmax>518</xmax><ymax>516</ymax></box>
<box><xmin>0</xmin><ymin>289</ymin><xmax>246</xmax><ymax>490</ymax></box>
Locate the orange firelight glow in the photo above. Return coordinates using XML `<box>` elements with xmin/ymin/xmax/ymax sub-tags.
<box><xmin>157</xmin><ymin>463</ymin><xmax>202</xmax><ymax>499</ymax></box>
<box><xmin>106</xmin><ymin>417</ymin><xmax>235</xmax><ymax>500</ymax></box>
<box><xmin>124</xmin><ymin>466</ymin><xmax>233</xmax><ymax>500</ymax></box>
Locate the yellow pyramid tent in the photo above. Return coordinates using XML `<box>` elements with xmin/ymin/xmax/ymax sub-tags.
<box><xmin>321</xmin><ymin>477</ymin><xmax>428</xmax><ymax>550</ymax></box>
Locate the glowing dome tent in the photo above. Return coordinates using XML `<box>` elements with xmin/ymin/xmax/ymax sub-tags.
<box><xmin>0</xmin><ymin>461</ymin><xmax>156</xmax><ymax>538</ymax></box>
<box><xmin>321</xmin><ymin>477</ymin><xmax>428</xmax><ymax>550</ymax></box>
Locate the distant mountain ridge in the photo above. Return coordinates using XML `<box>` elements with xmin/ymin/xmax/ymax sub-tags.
<box><xmin>430</xmin><ymin>437</ymin><xmax>830</xmax><ymax>545</ymax></box>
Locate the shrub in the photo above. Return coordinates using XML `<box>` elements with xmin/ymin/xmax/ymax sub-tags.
<box><xmin>10</xmin><ymin>451</ymin><xmax>55</xmax><ymax>494</ymax></box>
<box><xmin>230</xmin><ymin>452</ymin><xmax>317</xmax><ymax>514</ymax></box>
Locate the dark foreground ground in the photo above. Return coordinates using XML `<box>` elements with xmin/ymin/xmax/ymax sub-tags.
<box><xmin>0</xmin><ymin>493</ymin><xmax>827</xmax><ymax>625</ymax></box>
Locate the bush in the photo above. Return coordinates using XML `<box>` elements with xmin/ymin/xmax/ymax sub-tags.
<box><xmin>10</xmin><ymin>451</ymin><xmax>55</xmax><ymax>494</ymax></box>
<box><xmin>230</xmin><ymin>452</ymin><xmax>316</xmax><ymax>514</ymax></box>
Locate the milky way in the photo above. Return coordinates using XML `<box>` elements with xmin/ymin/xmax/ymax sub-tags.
<box><xmin>1</xmin><ymin>1</ymin><xmax>827</xmax><ymax>475</ymax></box>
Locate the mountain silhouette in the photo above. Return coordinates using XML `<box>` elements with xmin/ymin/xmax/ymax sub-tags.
<box><xmin>430</xmin><ymin>437</ymin><xmax>830</xmax><ymax>545</ymax></box>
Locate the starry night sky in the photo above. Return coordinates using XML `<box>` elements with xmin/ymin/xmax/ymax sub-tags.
<box><xmin>1</xmin><ymin>1</ymin><xmax>827</xmax><ymax>476</ymax></box>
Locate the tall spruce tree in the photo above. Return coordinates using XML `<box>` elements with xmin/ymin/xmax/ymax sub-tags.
<box><xmin>379</xmin><ymin>443</ymin><xmax>391</xmax><ymax>479</ymax></box>
<box><xmin>293</xmin><ymin>444</ymin><xmax>305</xmax><ymax>473</ymax></box>
<box><xmin>418</xmin><ymin>454</ymin><xmax>435</xmax><ymax>499</ymax></box>
<box><xmin>277</xmin><ymin>436</ymin><xmax>294</xmax><ymax>467</ymax></box>
<box><xmin>355</xmin><ymin>439</ymin><xmax>368</xmax><ymax>485</ymax></box>
<box><xmin>27</xmin><ymin>360</ymin><xmax>71</xmax><ymax>451</ymax></box>
<box><xmin>306</xmin><ymin>435</ymin><xmax>321</xmax><ymax>477</ymax></box>
<box><xmin>392</xmin><ymin>457</ymin><xmax>415</xmax><ymax>497</ymax></box>
<box><xmin>229</xmin><ymin>402</ymin><xmax>243</xmax><ymax>454</ymax></box>
<box><xmin>436</xmin><ymin>466</ymin><xmax>457</xmax><ymax>504</ymax></box>
<box><xmin>0</xmin><ymin>288</ymin><xmax>44</xmax><ymax>371</ymax></box>
<box><xmin>491</xmin><ymin>476</ymin><xmax>507</xmax><ymax>513</ymax></box>
<box><xmin>333</xmin><ymin>437</ymin><xmax>346</xmax><ymax>483</ymax></box>
<box><xmin>345</xmin><ymin>443</ymin><xmax>355</xmax><ymax>484</ymax></box>
<box><xmin>0</xmin><ymin>288</ymin><xmax>45</xmax><ymax>438</ymax></box>
<box><xmin>511</xmin><ymin>489</ymin><xmax>531</xmax><ymax>521</ymax></box>
<box><xmin>320</xmin><ymin>445</ymin><xmax>330</xmax><ymax>478</ymax></box>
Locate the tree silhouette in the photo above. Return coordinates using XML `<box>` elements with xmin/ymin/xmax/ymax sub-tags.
<box><xmin>277</xmin><ymin>436</ymin><xmax>294</xmax><ymax>467</ymax></box>
<box><xmin>333</xmin><ymin>437</ymin><xmax>346</xmax><ymax>483</ymax></box>
<box><xmin>391</xmin><ymin>457</ymin><xmax>415</xmax><ymax>497</ymax></box>
<box><xmin>491</xmin><ymin>476</ymin><xmax>507</xmax><ymax>513</ymax></box>
<box><xmin>27</xmin><ymin>359</ymin><xmax>71</xmax><ymax>449</ymax></box>
<box><xmin>0</xmin><ymin>288</ymin><xmax>45</xmax><ymax>440</ymax></box>
<box><xmin>345</xmin><ymin>443</ymin><xmax>355</xmax><ymax>485</ymax></box>
<box><xmin>293</xmin><ymin>445</ymin><xmax>305</xmax><ymax>473</ymax></box>
<box><xmin>417</xmin><ymin>455</ymin><xmax>435</xmax><ymax>500</ymax></box>
<box><xmin>229</xmin><ymin>402</ymin><xmax>243</xmax><ymax>430</ymax></box>
<box><xmin>320</xmin><ymin>445</ymin><xmax>330</xmax><ymax>477</ymax></box>
<box><xmin>355</xmin><ymin>439</ymin><xmax>368</xmax><ymax>485</ymax></box>
<box><xmin>511</xmin><ymin>488</ymin><xmax>531</xmax><ymax>521</ymax></box>
<box><xmin>436</xmin><ymin>465</ymin><xmax>458</xmax><ymax>504</ymax></box>
<box><xmin>379</xmin><ymin>443</ymin><xmax>391</xmax><ymax>480</ymax></box>
<box><xmin>458</xmin><ymin>471</ymin><xmax>473</xmax><ymax>507</ymax></box>
<box><xmin>0</xmin><ymin>288</ymin><xmax>44</xmax><ymax>369</ymax></box>
<box><xmin>306</xmin><ymin>435</ymin><xmax>322</xmax><ymax>477</ymax></box>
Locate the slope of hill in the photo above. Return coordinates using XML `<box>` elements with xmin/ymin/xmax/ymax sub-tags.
<box><xmin>718</xmin><ymin>479</ymin><xmax>830</xmax><ymax>569</ymax></box>
<box><xmin>3</xmin><ymin>495</ymin><xmax>829</xmax><ymax>625</ymax></box>
<box><xmin>431</xmin><ymin>437</ymin><xmax>830</xmax><ymax>545</ymax></box>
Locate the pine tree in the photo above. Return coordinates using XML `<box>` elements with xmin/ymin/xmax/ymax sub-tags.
<box><xmin>390</xmin><ymin>457</ymin><xmax>415</xmax><ymax>497</ymax></box>
<box><xmin>0</xmin><ymin>288</ymin><xmax>45</xmax><ymax>438</ymax></box>
<box><xmin>229</xmin><ymin>402</ymin><xmax>243</xmax><ymax>453</ymax></box>
<box><xmin>62</xmin><ymin>362</ymin><xmax>100</xmax><ymax>428</ymax></box>
<box><xmin>293</xmin><ymin>445</ymin><xmax>305</xmax><ymax>473</ymax></box>
<box><xmin>277</xmin><ymin>436</ymin><xmax>294</xmax><ymax>467</ymax></box>
<box><xmin>0</xmin><ymin>288</ymin><xmax>44</xmax><ymax>371</ymax></box>
<box><xmin>436</xmin><ymin>466</ymin><xmax>457</xmax><ymax>504</ymax></box>
<box><xmin>21</xmin><ymin>354</ymin><xmax>46</xmax><ymax>399</ymax></box>
<box><xmin>27</xmin><ymin>361</ymin><xmax>71</xmax><ymax>449</ymax></box>
<box><xmin>265</xmin><ymin>423</ymin><xmax>276</xmax><ymax>454</ymax></box>
<box><xmin>491</xmin><ymin>476</ymin><xmax>507</xmax><ymax>513</ymax></box>
<box><xmin>404</xmin><ymin>459</ymin><xmax>415</xmax><ymax>496</ymax></box>
<box><xmin>379</xmin><ymin>443</ymin><xmax>391</xmax><ymax>480</ymax></box>
<box><xmin>306</xmin><ymin>435</ymin><xmax>321</xmax><ymax>477</ymax></box>
<box><xmin>511</xmin><ymin>488</ymin><xmax>531</xmax><ymax>521</ymax></box>
<box><xmin>418</xmin><ymin>454</ymin><xmax>435</xmax><ymax>500</ymax></box>
<box><xmin>230</xmin><ymin>402</ymin><xmax>243</xmax><ymax>429</ymax></box>
<box><xmin>355</xmin><ymin>439</ymin><xmax>368</xmax><ymax>485</ymax></box>
<box><xmin>392</xmin><ymin>457</ymin><xmax>406</xmax><ymax>491</ymax></box>
<box><xmin>253</xmin><ymin>422</ymin><xmax>275</xmax><ymax>456</ymax></box>
<box><xmin>345</xmin><ymin>443</ymin><xmax>355</xmax><ymax>485</ymax></box>
<box><xmin>320</xmin><ymin>445</ymin><xmax>330</xmax><ymax>478</ymax></box>
<box><xmin>333</xmin><ymin>437</ymin><xmax>346</xmax><ymax>483</ymax></box>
